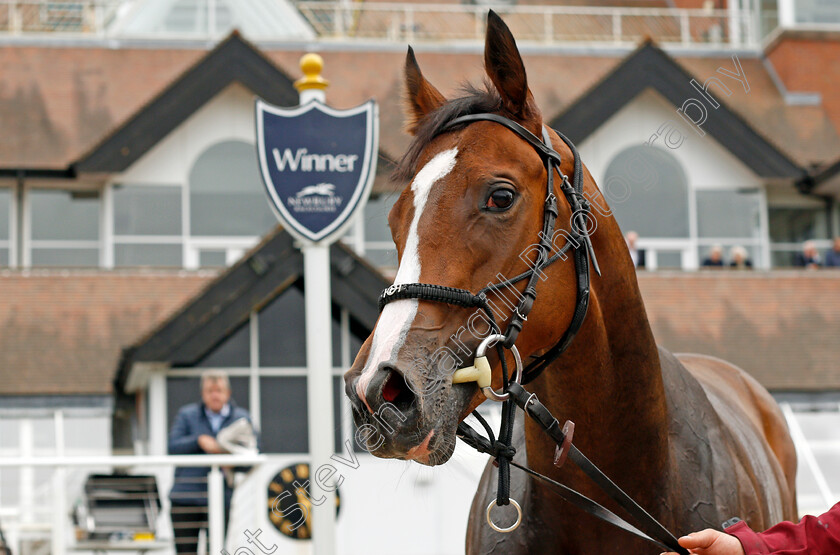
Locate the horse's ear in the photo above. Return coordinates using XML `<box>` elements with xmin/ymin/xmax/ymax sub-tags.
<box><xmin>484</xmin><ymin>10</ymin><xmax>539</xmax><ymax>121</ymax></box>
<box><xmin>403</xmin><ymin>46</ymin><xmax>446</xmax><ymax>135</ymax></box>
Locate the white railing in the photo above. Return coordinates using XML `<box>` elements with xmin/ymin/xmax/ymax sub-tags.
<box><xmin>0</xmin><ymin>0</ymin><xmax>758</xmax><ymax>48</ymax></box>
<box><xmin>780</xmin><ymin>403</ymin><xmax>840</xmax><ymax>516</ymax></box>
<box><xmin>0</xmin><ymin>0</ymin><xmax>123</xmax><ymax>35</ymax></box>
<box><xmin>295</xmin><ymin>2</ymin><xmax>755</xmax><ymax>48</ymax></box>
<box><xmin>0</xmin><ymin>454</ymin><xmax>266</xmax><ymax>555</ymax></box>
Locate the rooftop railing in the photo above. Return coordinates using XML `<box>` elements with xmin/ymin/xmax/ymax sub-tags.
<box><xmin>296</xmin><ymin>2</ymin><xmax>756</xmax><ymax>48</ymax></box>
<box><xmin>0</xmin><ymin>0</ymin><xmax>759</xmax><ymax>48</ymax></box>
<box><xmin>0</xmin><ymin>0</ymin><xmax>122</xmax><ymax>35</ymax></box>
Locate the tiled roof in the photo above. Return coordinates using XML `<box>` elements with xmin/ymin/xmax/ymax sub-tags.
<box><xmin>638</xmin><ymin>271</ymin><xmax>840</xmax><ymax>390</ymax></box>
<box><xmin>2</xmin><ymin>36</ymin><xmax>839</xmax><ymax>177</ymax></box>
<box><xmin>1</xmin><ymin>269</ymin><xmax>837</xmax><ymax>396</ymax></box>
<box><xmin>0</xmin><ymin>270</ymin><xmax>214</xmax><ymax>395</ymax></box>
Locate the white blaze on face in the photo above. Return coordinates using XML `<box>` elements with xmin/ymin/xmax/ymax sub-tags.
<box><xmin>355</xmin><ymin>148</ymin><xmax>459</xmax><ymax>411</ymax></box>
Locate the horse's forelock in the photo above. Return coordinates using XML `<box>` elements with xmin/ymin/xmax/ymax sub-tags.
<box><xmin>392</xmin><ymin>83</ymin><xmax>503</xmax><ymax>184</ymax></box>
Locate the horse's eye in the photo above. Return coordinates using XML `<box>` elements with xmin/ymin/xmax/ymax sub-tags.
<box><xmin>486</xmin><ymin>188</ymin><xmax>515</xmax><ymax>211</ymax></box>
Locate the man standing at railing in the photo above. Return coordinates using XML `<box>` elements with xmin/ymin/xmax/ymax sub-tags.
<box><xmin>168</xmin><ymin>370</ymin><xmax>259</xmax><ymax>554</ymax></box>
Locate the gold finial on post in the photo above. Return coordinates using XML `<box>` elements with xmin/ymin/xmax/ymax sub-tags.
<box><xmin>294</xmin><ymin>53</ymin><xmax>329</xmax><ymax>93</ymax></box>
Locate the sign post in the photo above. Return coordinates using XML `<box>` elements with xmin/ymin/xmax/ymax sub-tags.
<box><xmin>256</xmin><ymin>53</ymin><xmax>378</xmax><ymax>555</ymax></box>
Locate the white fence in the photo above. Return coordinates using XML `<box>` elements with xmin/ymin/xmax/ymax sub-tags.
<box><xmin>0</xmin><ymin>454</ymin><xmax>265</xmax><ymax>555</ymax></box>
<box><xmin>296</xmin><ymin>2</ymin><xmax>755</xmax><ymax>48</ymax></box>
<box><xmin>0</xmin><ymin>0</ymin><xmax>758</xmax><ymax>48</ymax></box>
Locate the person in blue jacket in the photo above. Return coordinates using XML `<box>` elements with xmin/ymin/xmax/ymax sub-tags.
<box><xmin>168</xmin><ymin>370</ymin><xmax>258</xmax><ymax>554</ymax></box>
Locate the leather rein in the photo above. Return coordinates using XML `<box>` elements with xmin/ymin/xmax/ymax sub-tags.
<box><xmin>378</xmin><ymin>113</ymin><xmax>688</xmax><ymax>555</ymax></box>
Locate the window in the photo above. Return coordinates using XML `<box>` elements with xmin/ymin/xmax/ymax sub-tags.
<box><xmin>794</xmin><ymin>0</ymin><xmax>840</xmax><ymax>24</ymax></box>
<box><xmin>603</xmin><ymin>145</ymin><xmax>690</xmax><ymax>239</ymax></box>
<box><xmin>258</xmin><ymin>376</ymin><xmax>343</xmax><ymax>453</ymax></box>
<box><xmin>166</xmin><ymin>376</ymin><xmax>250</xmax><ymax>432</ymax></box>
<box><xmin>189</xmin><ymin>140</ymin><xmax>277</xmax><ymax>237</ymax></box>
<box><xmin>113</xmin><ymin>184</ymin><xmax>183</xmax><ymax>267</ymax></box>
<box><xmin>0</xmin><ymin>188</ymin><xmax>11</xmax><ymax>266</ymax></box>
<box><xmin>29</xmin><ymin>189</ymin><xmax>100</xmax><ymax>267</ymax></box>
<box><xmin>769</xmin><ymin>205</ymin><xmax>830</xmax><ymax>267</ymax></box>
<box><xmin>257</xmin><ymin>286</ymin><xmax>345</xmax><ymax>367</ymax></box>
<box><xmin>697</xmin><ymin>190</ymin><xmax>761</xmax><ymax>240</ymax></box>
<box><xmin>360</xmin><ymin>193</ymin><xmax>399</xmax><ymax>268</ymax></box>
<box><xmin>196</xmin><ymin>323</ymin><xmax>250</xmax><ymax>368</ymax></box>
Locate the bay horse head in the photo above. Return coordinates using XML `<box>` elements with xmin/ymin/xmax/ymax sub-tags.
<box><xmin>345</xmin><ymin>11</ymin><xmax>600</xmax><ymax>466</ymax></box>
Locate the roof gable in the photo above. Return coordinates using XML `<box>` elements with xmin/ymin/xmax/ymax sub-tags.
<box><xmin>115</xmin><ymin>226</ymin><xmax>388</xmax><ymax>392</ymax></box>
<box><xmin>550</xmin><ymin>43</ymin><xmax>804</xmax><ymax>179</ymax></box>
<box><xmin>74</xmin><ymin>32</ymin><xmax>298</xmax><ymax>174</ymax></box>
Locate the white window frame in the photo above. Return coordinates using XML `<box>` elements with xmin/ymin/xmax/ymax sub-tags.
<box><xmin>0</xmin><ymin>186</ymin><xmax>15</xmax><ymax>267</ymax></box>
<box><xmin>24</xmin><ymin>186</ymin><xmax>102</xmax><ymax>268</ymax></box>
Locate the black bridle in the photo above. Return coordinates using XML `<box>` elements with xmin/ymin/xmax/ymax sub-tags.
<box><xmin>379</xmin><ymin>113</ymin><xmax>597</xmax><ymax>384</ymax></box>
<box><xmin>377</xmin><ymin>114</ymin><xmax>688</xmax><ymax>555</ymax></box>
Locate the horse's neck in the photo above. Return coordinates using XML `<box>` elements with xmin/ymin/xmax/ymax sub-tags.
<box><xmin>523</xmin><ymin>258</ymin><xmax>670</xmax><ymax>505</ymax></box>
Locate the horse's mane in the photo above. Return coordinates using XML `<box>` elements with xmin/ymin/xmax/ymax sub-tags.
<box><xmin>392</xmin><ymin>82</ymin><xmax>504</xmax><ymax>183</ymax></box>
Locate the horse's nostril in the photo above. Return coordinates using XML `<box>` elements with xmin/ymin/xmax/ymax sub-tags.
<box><xmin>381</xmin><ymin>368</ymin><xmax>415</xmax><ymax>412</ymax></box>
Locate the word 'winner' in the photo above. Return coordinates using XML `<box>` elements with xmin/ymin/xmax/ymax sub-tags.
<box><xmin>273</xmin><ymin>147</ymin><xmax>359</xmax><ymax>173</ymax></box>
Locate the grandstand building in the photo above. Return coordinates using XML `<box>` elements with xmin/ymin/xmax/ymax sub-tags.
<box><xmin>0</xmin><ymin>0</ymin><xmax>839</xmax><ymax>552</ymax></box>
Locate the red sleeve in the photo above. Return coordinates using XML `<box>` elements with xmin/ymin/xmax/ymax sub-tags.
<box><xmin>725</xmin><ymin>502</ymin><xmax>840</xmax><ymax>555</ymax></box>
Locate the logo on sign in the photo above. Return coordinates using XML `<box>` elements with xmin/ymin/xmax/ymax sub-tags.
<box><xmin>256</xmin><ymin>99</ymin><xmax>378</xmax><ymax>244</ymax></box>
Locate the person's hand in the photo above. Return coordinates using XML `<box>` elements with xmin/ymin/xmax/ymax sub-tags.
<box><xmin>660</xmin><ymin>529</ymin><xmax>745</xmax><ymax>555</ymax></box>
<box><xmin>197</xmin><ymin>434</ymin><xmax>223</xmax><ymax>454</ymax></box>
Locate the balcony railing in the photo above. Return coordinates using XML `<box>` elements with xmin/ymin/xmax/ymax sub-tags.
<box><xmin>0</xmin><ymin>454</ymin><xmax>266</xmax><ymax>555</ymax></box>
<box><xmin>295</xmin><ymin>2</ymin><xmax>756</xmax><ymax>48</ymax></box>
<box><xmin>0</xmin><ymin>0</ymin><xmax>122</xmax><ymax>35</ymax></box>
<box><xmin>0</xmin><ymin>0</ymin><xmax>757</xmax><ymax>48</ymax></box>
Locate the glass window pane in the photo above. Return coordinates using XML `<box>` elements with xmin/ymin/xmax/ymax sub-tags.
<box><xmin>603</xmin><ymin>145</ymin><xmax>689</xmax><ymax>238</ymax></box>
<box><xmin>656</xmin><ymin>251</ymin><xmax>683</xmax><ymax>269</ymax></box>
<box><xmin>363</xmin><ymin>194</ymin><xmax>399</xmax><ymax>242</ymax></box>
<box><xmin>166</xmin><ymin>376</ymin><xmax>250</xmax><ymax>433</ymax></box>
<box><xmin>64</xmin><ymin>417</ymin><xmax>110</xmax><ymax>452</ymax></box>
<box><xmin>113</xmin><ymin>185</ymin><xmax>182</xmax><ymax>236</ymax></box>
<box><xmin>30</xmin><ymin>189</ymin><xmax>99</xmax><ymax>241</ymax></box>
<box><xmin>364</xmin><ymin>248</ymin><xmax>398</xmax><ymax>268</ymax></box>
<box><xmin>258</xmin><ymin>287</ymin><xmax>346</xmax><ymax>367</ymax></box>
<box><xmin>0</xmin><ymin>248</ymin><xmax>8</xmax><ymax>266</ymax></box>
<box><xmin>31</xmin><ymin>248</ymin><xmax>99</xmax><ymax>267</ymax></box>
<box><xmin>259</xmin><ymin>286</ymin><xmax>307</xmax><ymax>367</ymax></box>
<box><xmin>189</xmin><ymin>141</ymin><xmax>278</xmax><ymax>236</ymax></box>
<box><xmin>0</xmin><ymin>188</ymin><xmax>10</xmax><ymax>240</ymax></box>
<box><xmin>199</xmin><ymin>250</ymin><xmax>227</xmax><ymax>268</ymax></box>
<box><xmin>114</xmin><ymin>244</ymin><xmax>182</xmax><ymax>267</ymax></box>
<box><xmin>32</xmin><ymin>418</ymin><xmax>55</xmax><ymax>450</ymax></box>
<box><xmin>772</xmin><ymin>249</ymin><xmax>797</xmax><ymax>268</ymax></box>
<box><xmin>795</xmin><ymin>0</ymin><xmax>840</xmax><ymax>24</ymax></box>
<box><xmin>258</xmin><ymin>377</ymin><xmax>343</xmax><ymax>454</ymax></box>
<box><xmin>697</xmin><ymin>190</ymin><xmax>761</xmax><ymax>239</ymax></box>
<box><xmin>769</xmin><ymin>207</ymin><xmax>829</xmax><ymax>243</ymax></box>
<box><xmin>197</xmin><ymin>322</ymin><xmax>250</xmax><ymax>368</ymax></box>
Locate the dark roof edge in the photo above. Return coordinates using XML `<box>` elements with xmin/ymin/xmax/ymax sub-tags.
<box><xmin>73</xmin><ymin>31</ymin><xmax>298</xmax><ymax>174</ymax></box>
<box><xmin>0</xmin><ymin>167</ymin><xmax>76</xmax><ymax>179</ymax></box>
<box><xmin>549</xmin><ymin>42</ymin><xmax>805</xmax><ymax>179</ymax></box>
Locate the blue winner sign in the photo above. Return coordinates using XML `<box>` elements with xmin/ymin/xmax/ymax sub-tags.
<box><xmin>256</xmin><ymin>99</ymin><xmax>378</xmax><ymax>244</ymax></box>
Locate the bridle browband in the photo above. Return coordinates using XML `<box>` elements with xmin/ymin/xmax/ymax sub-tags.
<box><xmin>379</xmin><ymin>113</ymin><xmax>600</xmax><ymax>385</ymax></box>
<box><xmin>375</xmin><ymin>113</ymin><xmax>689</xmax><ymax>555</ymax></box>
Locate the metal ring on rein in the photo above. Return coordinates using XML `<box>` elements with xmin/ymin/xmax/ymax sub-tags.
<box><xmin>475</xmin><ymin>334</ymin><xmax>523</xmax><ymax>402</ymax></box>
<box><xmin>486</xmin><ymin>498</ymin><xmax>523</xmax><ymax>533</ymax></box>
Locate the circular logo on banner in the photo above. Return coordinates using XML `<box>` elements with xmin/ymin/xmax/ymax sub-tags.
<box><xmin>267</xmin><ymin>463</ymin><xmax>341</xmax><ymax>539</ymax></box>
